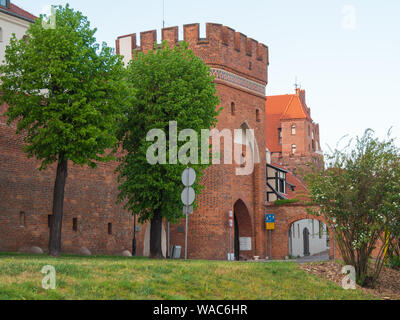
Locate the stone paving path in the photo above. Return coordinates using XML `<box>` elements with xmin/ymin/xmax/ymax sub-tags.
<box><xmin>249</xmin><ymin>250</ymin><xmax>330</xmax><ymax>263</ymax></box>
<box><xmin>294</xmin><ymin>250</ymin><xmax>330</xmax><ymax>263</ymax></box>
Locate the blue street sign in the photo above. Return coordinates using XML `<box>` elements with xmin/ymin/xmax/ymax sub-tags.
<box><xmin>266</xmin><ymin>214</ymin><xmax>275</xmax><ymax>223</ymax></box>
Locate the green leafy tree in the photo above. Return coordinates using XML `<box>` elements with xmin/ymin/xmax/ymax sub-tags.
<box><xmin>306</xmin><ymin>130</ymin><xmax>400</xmax><ymax>287</ymax></box>
<box><xmin>117</xmin><ymin>42</ymin><xmax>220</xmax><ymax>259</ymax></box>
<box><xmin>386</xmin><ymin>189</ymin><xmax>400</xmax><ymax>270</ymax></box>
<box><xmin>0</xmin><ymin>5</ymin><xmax>128</xmax><ymax>256</ymax></box>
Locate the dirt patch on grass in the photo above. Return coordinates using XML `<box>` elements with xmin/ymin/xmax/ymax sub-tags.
<box><xmin>300</xmin><ymin>262</ymin><xmax>400</xmax><ymax>300</ymax></box>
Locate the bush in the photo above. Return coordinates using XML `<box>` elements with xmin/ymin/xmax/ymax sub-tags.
<box><xmin>306</xmin><ymin>130</ymin><xmax>400</xmax><ymax>287</ymax></box>
<box><xmin>388</xmin><ymin>256</ymin><xmax>400</xmax><ymax>270</ymax></box>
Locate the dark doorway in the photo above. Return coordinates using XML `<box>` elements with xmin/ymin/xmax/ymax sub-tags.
<box><xmin>234</xmin><ymin>213</ymin><xmax>240</xmax><ymax>261</ymax></box>
<box><xmin>233</xmin><ymin>199</ymin><xmax>252</xmax><ymax>261</ymax></box>
<box><xmin>303</xmin><ymin>228</ymin><xmax>310</xmax><ymax>256</ymax></box>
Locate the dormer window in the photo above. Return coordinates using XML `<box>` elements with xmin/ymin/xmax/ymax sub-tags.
<box><xmin>278</xmin><ymin>128</ymin><xmax>282</xmax><ymax>145</ymax></box>
<box><xmin>0</xmin><ymin>0</ymin><xmax>10</xmax><ymax>8</ymax></box>
<box><xmin>277</xmin><ymin>171</ymin><xmax>286</xmax><ymax>194</ymax></box>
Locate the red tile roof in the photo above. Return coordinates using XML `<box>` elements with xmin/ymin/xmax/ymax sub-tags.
<box><xmin>285</xmin><ymin>171</ymin><xmax>309</xmax><ymax>201</ymax></box>
<box><xmin>0</xmin><ymin>3</ymin><xmax>37</xmax><ymax>22</ymax></box>
<box><xmin>265</xmin><ymin>89</ymin><xmax>312</xmax><ymax>152</ymax></box>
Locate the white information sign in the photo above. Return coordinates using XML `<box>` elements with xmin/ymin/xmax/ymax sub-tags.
<box><xmin>239</xmin><ymin>237</ymin><xmax>252</xmax><ymax>251</ymax></box>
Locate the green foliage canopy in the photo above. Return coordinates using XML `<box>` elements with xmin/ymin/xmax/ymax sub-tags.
<box><xmin>117</xmin><ymin>42</ymin><xmax>220</xmax><ymax>224</ymax></box>
<box><xmin>0</xmin><ymin>4</ymin><xmax>128</xmax><ymax>169</ymax></box>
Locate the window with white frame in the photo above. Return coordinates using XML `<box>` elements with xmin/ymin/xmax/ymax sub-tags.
<box><xmin>0</xmin><ymin>0</ymin><xmax>9</xmax><ymax>8</ymax></box>
<box><xmin>278</xmin><ymin>128</ymin><xmax>282</xmax><ymax>145</ymax></box>
<box><xmin>276</xmin><ymin>171</ymin><xmax>286</xmax><ymax>194</ymax></box>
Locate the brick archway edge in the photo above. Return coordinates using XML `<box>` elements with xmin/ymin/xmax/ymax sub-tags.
<box><xmin>264</xmin><ymin>204</ymin><xmax>335</xmax><ymax>260</ymax></box>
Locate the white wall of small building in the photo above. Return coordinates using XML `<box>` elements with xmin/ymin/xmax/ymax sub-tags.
<box><xmin>0</xmin><ymin>12</ymin><xmax>30</xmax><ymax>64</ymax></box>
<box><xmin>289</xmin><ymin>219</ymin><xmax>329</xmax><ymax>258</ymax></box>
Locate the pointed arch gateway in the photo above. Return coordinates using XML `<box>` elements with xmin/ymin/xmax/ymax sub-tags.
<box><xmin>233</xmin><ymin>199</ymin><xmax>253</xmax><ymax>261</ymax></box>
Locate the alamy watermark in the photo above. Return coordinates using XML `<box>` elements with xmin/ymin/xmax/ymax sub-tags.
<box><xmin>341</xmin><ymin>265</ymin><xmax>356</xmax><ymax>290</ymax></box>
<box><xmin>41</xmin><ymin>265</ymin><xmax>56</xmax><ymax>290</ymax></box>
<box><xmin>146</xmin><ymin>122</ymin><xmax>259</xmax><ymax>176</ymax></box>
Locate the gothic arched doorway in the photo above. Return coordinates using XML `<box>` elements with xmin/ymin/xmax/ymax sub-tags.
<box><xmin>233</xmin><ymin>199</ymin><xmax>253</xmax><ymax>261</ymax></box>
<box><xmin>303</xmin><ymin>228</ymin><xmax>310</xmax><ymax>256</ymax></box>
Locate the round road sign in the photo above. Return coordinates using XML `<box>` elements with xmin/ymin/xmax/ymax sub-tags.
<box><xmin>181</xmin><ymin>187</ymin><xmax>195</xmax><ymax>206</ymax></box>
<box><xmin>182</xmin><ymin>168</ymin><xmax>196</xmax><ymax>187</ymax></box>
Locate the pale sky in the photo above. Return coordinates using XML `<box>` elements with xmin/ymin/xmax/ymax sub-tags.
<box><xmin>14</xmin><ymin>0</ymin><xmax>400</xmax><ymax>150</ymax></box>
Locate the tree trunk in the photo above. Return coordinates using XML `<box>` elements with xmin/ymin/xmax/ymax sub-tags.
<box><xmin>48</xmin><ymin>156</ymin><xmax>68</xmax><ymax>256</ymax></box>
<box><xmin>150</xmin><ymin>208</ymin><xmax>164</xmax><ymax>259</ymax></box>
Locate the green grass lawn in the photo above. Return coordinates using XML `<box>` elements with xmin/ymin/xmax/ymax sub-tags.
<box><xmin>0</xmin><ymin>253</ymin><xmax>375</xmax><ymax>300</ymax></box>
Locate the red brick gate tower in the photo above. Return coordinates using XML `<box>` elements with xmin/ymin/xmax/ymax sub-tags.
<box><xmin>117</xmin><ymin>23</ymin><xmax>270</xmax><ymax>260</ymax></box>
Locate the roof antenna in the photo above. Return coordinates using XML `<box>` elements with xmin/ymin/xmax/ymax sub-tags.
<box><xmin>163</xmin><ymin>0</ymin><xmax>166</xmax><ymax>28</ymax></box>
<box><xmin>294</xmin><ymin>76</ymin><xmax>299</xmax><ymax>90</ymax></box>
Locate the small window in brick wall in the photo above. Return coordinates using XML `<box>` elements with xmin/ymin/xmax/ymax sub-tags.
<box><xmin>231</xmin><ymin>102</ymin><xmax>236</xmax><ymax>115</ymax></box>
<box><xmin>108</xmin><ymin>223</ymin><xmax>113</xmax><ymax>235</ymax></box>
<box><xmin>256</xmin><ymin>109</ymin><xmax>261</xmax><ymax>122</ymax></box>
<box><xmin>19</xmin><ymin>212</ymin><xmax>25</xmax><ymax>227</ymax></box>
<box><xmin>48</xmin><ymin>215</ymin><xmax>53</xmax><ymax>228</ymax></box>
<box><xmin>73</xmin><ymin>218</ymin><xmax>78</xmax><ymax>232</ymax></box>
<box><xmin>278</xmin><ymin>128</ymin><xmax>282</xmax><ymax>145</ymax></box>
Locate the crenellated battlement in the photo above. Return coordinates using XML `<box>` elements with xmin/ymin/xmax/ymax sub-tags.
<box><xmin>116</xmin><ymin>23</ymin><xmax>269</xmax><ymax>86</ymax></box>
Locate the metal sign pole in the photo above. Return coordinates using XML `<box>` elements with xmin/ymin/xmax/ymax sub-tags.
<box><xmin>185</xmin><ymin>213</ymin><xmax>188</xmax><ymax>260</ymax></box>
<box><xmin>181</xmin><ymin>167</ymin><xmax>196</xmax><ymax>261</ymax></box>
<box><xmin>269</xmin><ymin>230</ymin><xmax>272</xmax><ymax>259</ymax></box>
<box><xmin>265</xmin><ymin>228</ymin><xmax>268</xmax><ymax>259</ymax></box>
<box><xmin>229</xmin><ymin>228</ymin><xmax>231</xmax><ymax>260</ymax></box>
<box><xmin>265</xmin><ymin>214</ymin><xmax>275</xmax><ymax>260</ymax></box>
<box><xmin>185</xmin><ymin>168</ymin><xmax>189</xmax><ymax>261</ymax></box>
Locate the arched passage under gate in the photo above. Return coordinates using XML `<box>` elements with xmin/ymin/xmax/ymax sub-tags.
<box><xmin>233</xmin><ymin>199</ymin><xmax>253</xmax><ymax>261</ymax></box>
<box><xmin>288</xmin><ymin>217</ymin><xmax>330</xmax><ymax>258</ymax></box>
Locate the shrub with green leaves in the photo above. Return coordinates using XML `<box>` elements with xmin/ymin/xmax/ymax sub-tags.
<box><xmin>306</xmin><ymin>130</ymin><xmax>400</xmax><ymax>287</ymax></box>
